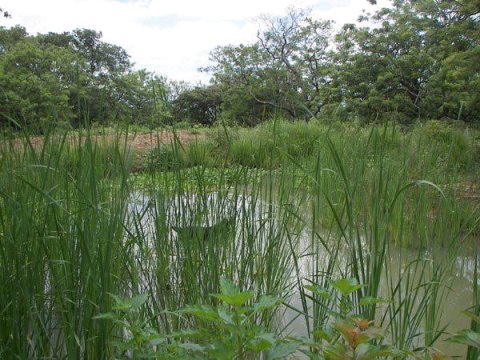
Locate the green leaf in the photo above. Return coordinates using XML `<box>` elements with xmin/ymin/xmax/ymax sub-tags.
<box><xmin>449</xmin><ymin>329</ymin><xmax>480</xmax><ymax>349</ymax></box>
<box><xmin>148</xmin><ymin>336</ymin><xmax>166</xmax><ymax>346</ymax></box>
<box><xmin>253</xmin><ymin>295</ymin><xmax>281</xmax><ymax>312</ymax></box>
<box><xmin>167</xmin><ymin>329</ymin><xmax>206</xmax><ymax>340</ymax></box>
<box><xmin>178</xmin><ymin>343</ymin><xmax>206</xmax><ymax>353</ymax></box>
<box><xmin>212</xmin><ymin>291</ymin><xmax>254</xmax><ymax>307</ymax></box>
<box><xmin>359</xmin><ymin>296</ymin><xmax>388</xmax><ymax>306</ymax></box>
<box><xmin>356</xmin><ymin>343</ymin><xmax>408</xmax><ymax>358</ymax></box>
<box><xmin>248</xmin><ymin>332</ymin><xmax>276</xmax><ymax>352</ymax></box>
<box><xmin>93</xmin><ymin>312</ymin><xmax>116</xmax><ymax>320</ymax></box>
<box><xmin>313</xmin><ymin>325</ymin><xmax>335</xmax><ymax>342</ymax></box>
<box><xmin>323</xmin><ymin>342</ymin><xmax>348</xmax><ymax>360</ymax></box>
<box><xmin>305</xmin><ymin>284</ymin><xmax>331</xmax><ymax>299</ymax></box>
<box><xmin>355</xmin><ymin>343</ymin><xmax>386</xmax><ymax>358</ymax></box>
<box><xmin>218</xmin><ymin>306</ymin><xmax>234</xmax><ymax>324</ymax></box>
<box><xmin>331</xmin><ymin>278</ymin><xmax>364</xmax><ymax>297</ymax></box>
<box><xmin>111</xmin><ymin>293</ymin><xmax>148</xmax><ymax>311</ymax></box>
<box><xmin>130</xmin><ymin>293</ymin><xmax>149</xmax><ymax>309</ymax></box>
<box><xmin>220</xmin><ymin>277</ymin><xmax>239</xmax><ymax>295</ymax></box>
<box><xmin>180</xmin><ymin>305</ymin><xmax>220</xmax><ymax>322</ymax></box>
<box><xmin>463</xmin><ymin>310</ymin><xmax>480</xmax><ymax>324</ymax></box>
<box><xmin>267</xmin><ymin>341</ymin><xmax>300</xmax><ymax>359</ymax></box>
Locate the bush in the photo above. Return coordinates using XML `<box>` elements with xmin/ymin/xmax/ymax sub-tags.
<box><xmin>185</xmin><ymin>141</ymin><xmax>218</xmax><ymax>168</ymax></box>
<box><xmin>143</xmin><ymin>144</ymin><xmax>185</xmax><ymax>171</ymax></box>
<box><xmin>415</xmin><ymin>120</ymin><xmax>477</xmax><ymax>171</ymax></box>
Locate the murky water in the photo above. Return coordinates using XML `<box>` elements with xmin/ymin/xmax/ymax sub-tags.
<box><xmin>129</xmin><ymin>190</ymin><xmax>475</xmax><ymax>357</ymax></box>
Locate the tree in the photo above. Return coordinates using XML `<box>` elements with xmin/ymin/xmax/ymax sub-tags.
<box><xmin>0</xmin><ymin>39</ymin><xmax>82</xmax><ymax>130</ymax></box>
<box><xmin>205</xmin><ymin>8</ymin><xmax>335</xmax><ymax>124</ymax></box>
<box><xmin>111</xmin><ymin>70</ymin><xmax>173</xmax><ymax>126</ymax></box>
<box><xmin>205</xmin><ymin>44</ymin><xmax>282</xmax><ymax>124</ymax></box>
<box><xmin>173</xmin><ymin>85</ymin><xmax>222</xmax><ymax>125</ymax></box>
<box><xmin>257</xmin><ymin>8</ymin><xmax>334</xmax><ymax>119</ymax></box>
<box><xmin>333</xmin><ymin>0</ymin><xmax>479</xmax><ymax>122</ymax></box>
<box><xmin>36</xmin><ymin>28</ymin><xmax>133</xmax><ymax>125</ymax></box>
<box><xmin>0</xmin><ymin>25</ymin><xmax>27</xmax><ymax>53</ymax></box>
<box><xmin>416</xmin><ymin>0</ymin><xmax>480</xmax><ymax>121</ymax></box>
<box><xmin>204</xmin><ymin>2</ymin><xmax>479</xmax><ymax>124</ymax></box>
<box><xmin>0</xmin><ymin>26</ymin><xmax>173</xmax><ymax>130</ymax></box>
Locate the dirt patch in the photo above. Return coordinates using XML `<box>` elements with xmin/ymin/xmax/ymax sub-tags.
<box><xmin>124</xmin><ymin>131</ymin><xmax>208</xmax><ymax>170</ymax></box>
<box><xmin>453</xmin><ymin>180</ymin><xmax>480</xmax><ymax>201</ymax></box>
<box><xmin>1</xmin><ymin>130</ymin><xmax>208</xmax><ymax>173</ymax></box>
<box><xmin>118</xmin><ymin>130</ymin><xmax>207</xmax><ymax>155</ymax></box>
<box><xmin>5</xmin><ymin>130</ymin><xmax>207</xmax><ymax>155</ymax></box>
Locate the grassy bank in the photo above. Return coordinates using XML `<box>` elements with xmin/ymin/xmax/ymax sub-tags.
<box><xmin>0</xmin><ymin>120</ymin><xmax>479</xmax><ymax>358</ymax></box>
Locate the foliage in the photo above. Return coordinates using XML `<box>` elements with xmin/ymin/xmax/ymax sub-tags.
<box><xmin>205</xmin><ymin>1</ymin><xmax>479</xmax><ymax>124</ymax></box>
<box><xmin>301</xmin><ymin>278</ymin><xmax>404</xmax><ymax>359</ymax></box>
<box><xmin>172</xmin><ymin>85</ymin><xmax>222</xmax><ymax>125</ymax></box>
<box><xmin>178</xmin><ymin>278</ymin><xmax>298</xmax><ymax>359</ymax></box>
<box><xmin>0</xmin><ymin>38</ymin><xmax>80</xmax><ymax>130</ymax></box>
<box><xmin>143</xmin><ymin>144</ymin><xmax>186</xmax><ymax>171</ymax></box>
<box><xmin>97</xmin><ymin>279</ymin><xmax>409</xmax><ymax>359</ymax></box>
<box><xmin>448</xmin><ymin>310</ymin><xmax>480</xmax><ymax>360</ymax></box>
<box><xmin>94</xmin><ymin>293</ymin><xmax>194</xmax><ymax>359</ymax></box>
<box><xmin>95</xmin><ymin>280</ymin><xmax>298</xmax><ymax>359</ymax></box>
<box><xmin>204</xmin><ymin>8</ymin><xmax>334</xmax><ymax>123</ymax></box>
<box><xmin>0</xmin><ymin>121</ymin><xmax>479</xmax><ymax>358</ymax></box>
<box><xmin>2</xmin><ymin>1</ymin><xmax>479</xmax><ymax>128</ymax></box>
<box><xmin>0</xmin><ymin>27</ymin><xmax>173</xmax><ymax>131</ymax></box>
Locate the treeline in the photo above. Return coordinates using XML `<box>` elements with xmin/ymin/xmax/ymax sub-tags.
<box><xmin>0</xmin><ymin>27</ymin><xmax>176</xmax><ymax>131</ymax></box>
<box><xmin>199</xmin><ymin>0</ymin><xmax>479</xmax><ymax>125</ymax></box>
<box><xmin>0</xmin><ymin>0</ymin><xmax>479</xmax><ymax>131</ymax></box>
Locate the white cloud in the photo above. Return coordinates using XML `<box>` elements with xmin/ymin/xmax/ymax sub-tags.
<box><xmin>1</xmin><ymin>0</ymin><xmax>391</xmax><ymax>83</ymax></box>
<box><xmin>313</xmin><ymin>0</ymin><xmax>391</xmax><ymax>28</ymax></box>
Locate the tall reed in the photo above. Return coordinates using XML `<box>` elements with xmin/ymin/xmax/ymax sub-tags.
<box><xmin>0</xmin><ymin>120</ymin><xmax>479</xmax><ymax>358</ymax></box>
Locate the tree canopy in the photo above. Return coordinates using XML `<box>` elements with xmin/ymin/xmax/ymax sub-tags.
<box><xmin>0</xmin><ymin>26</ymin><xmax>173</xmax><ymax>131</ymax></box>
<box><xmin>0</xmin><ymin>0</ymin><xmax>478</xmax><ymax>130</ymax></box>
<box><xmin>204</xmin><ymin>0</ymin><xmax>479</xmax><ymax>123</ymax></box>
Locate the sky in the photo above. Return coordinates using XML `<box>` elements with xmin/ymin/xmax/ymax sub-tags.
<box><xmin>1</xmin><ymin>0</ymin><xmax>391</xmax><ymax>83</ymax></box>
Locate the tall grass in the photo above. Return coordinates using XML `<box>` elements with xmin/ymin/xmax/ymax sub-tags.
<box><xmin>0</xmin><ymin>119</ymin><xmax>479</xmax><ymax>358</ymax></box>
<box><xmin>0</xmin><ymin>130</ymin><xmax>133</xmax><ymax>358</ymax></box>
<box><xmin>0</xmin><ymin>129</ymin><xmax>301</xmax><ymax>358</ymax></box>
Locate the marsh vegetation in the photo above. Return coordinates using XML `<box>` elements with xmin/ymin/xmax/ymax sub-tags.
<box><xmin>0</xmin><ymin>120</ymin><xmax>479</xmax><ymax>358</ymax></box>
<box><xmin>1</xmin><ymin>0</ymin><xmax>479</xmax><ymax>358</ymax></box>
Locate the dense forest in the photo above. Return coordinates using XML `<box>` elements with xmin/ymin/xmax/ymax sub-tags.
<box><xmin>0</xmin><ymin>0</ymin><xmax>478</xmax><ymax>131</ymax></box>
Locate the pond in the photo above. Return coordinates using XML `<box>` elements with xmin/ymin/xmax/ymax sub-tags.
<box><xmin>128</xmin><ymin>189</ymin><xmax>476</xmax><ymax>357</ymax></box>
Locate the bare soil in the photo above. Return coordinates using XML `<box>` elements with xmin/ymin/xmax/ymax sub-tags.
<box><xmin>116</xmin><ymin>130</ymin><xmax>207</xmax><ymax>155</ymax></box>
<box><xmin>7</xmin><ymin>129</ymin><xmax>207</xmax><ymax>154</ymax></box>
<box><xmin>2</xmin><ymin>130</ymin><xmax>208</xmax><ymax>172</ymax></box>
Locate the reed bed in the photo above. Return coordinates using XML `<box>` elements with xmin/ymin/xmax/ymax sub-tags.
<box><xmin>0</xmin><ymin>120</ymin><xmax>479</xmax><ymax>358</ymax></box>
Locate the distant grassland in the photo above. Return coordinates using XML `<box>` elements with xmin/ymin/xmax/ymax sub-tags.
<box><xmin>1</xmin><ymin>119</ymin><xmax>479</xmax><ymax>358</ymax></box>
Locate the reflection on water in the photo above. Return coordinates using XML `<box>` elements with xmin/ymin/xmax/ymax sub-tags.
<box><xmin>129</xmin><ymin>190</ymin><xmax>475</xmax><ymax>357</ymax></box>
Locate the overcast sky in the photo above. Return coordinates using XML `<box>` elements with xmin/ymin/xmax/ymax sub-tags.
<box><xmin>1</xmin><ymin>0</ymin><xmax>390</xmax><ymax>83</ymax></box>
